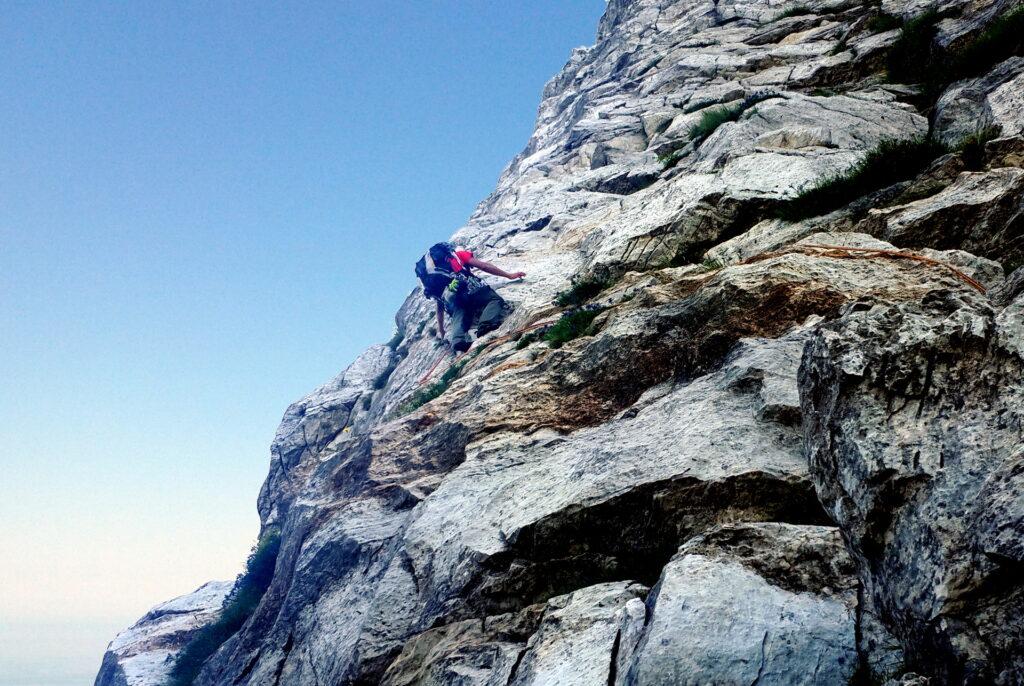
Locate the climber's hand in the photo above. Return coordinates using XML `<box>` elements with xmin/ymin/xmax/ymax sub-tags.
<box><xmin>508</xmin><ymin>271</ymin><xmax>526</xmax><ymax>280</ymax></box>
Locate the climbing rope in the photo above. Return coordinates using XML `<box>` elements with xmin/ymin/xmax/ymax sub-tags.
<box><xmin>743</xmin><ymin>243</ymin><xmax>987</xmax><ymax>294</ymax></box>
<box><xmin>416</xmin><ymin>317</ymin><xmax>559</xmax><ymax>387</ymax></box>
<box><xmin>417</xmin><ymin>243</ymin><xmax>986</xmax><ymax>390</ymax></box>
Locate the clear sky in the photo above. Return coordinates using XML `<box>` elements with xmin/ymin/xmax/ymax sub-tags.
<box><xmin>0</xmin><ymin>1</ymin><xmax>605</xmax><ymax>682</ymax></box>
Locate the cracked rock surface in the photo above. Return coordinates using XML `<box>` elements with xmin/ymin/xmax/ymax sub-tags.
<box><xmin>801</xmin><ymin>288</ymin><xmax>1024</xmax><ymax>684</ymax></box>
<box><xmin>619</xmin><ymin>523</ymin><xmax>859</xmax><ymax>686</ymax></box>
<box><xmin>97</xmin><ymin>0</ymin><xmax>1024</xmax><ymax>684</ymax></box>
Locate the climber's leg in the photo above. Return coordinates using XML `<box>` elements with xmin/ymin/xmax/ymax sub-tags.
<box><xmin>474</xmin><ymin>287</ymin><xmax>507</xmax><ymax>336</ymax></box>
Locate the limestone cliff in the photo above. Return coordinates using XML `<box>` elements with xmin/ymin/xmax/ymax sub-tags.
<box><xmin>97</xmin><ymin>0</ymin><xmax>1024</xmax><ymax>683</ymax></box>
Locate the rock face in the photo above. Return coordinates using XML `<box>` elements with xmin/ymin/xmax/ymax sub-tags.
<box><xmin>620</xmin><ymin>523</ymin><xmax>859</xmax><ymax>686</ymax></box>
<box><xmin>801</xmin><ymin>288</ymin><xmax>1024</xmax><ymax>684</ymax></box>
<box><xmin>94</xmin><ymin>581</ymin><xmax>231</xmax><ymax>686</ymax></box>
<box><xmin>98</xmin><ymin>0</ymin><xmax>1024</xmax><ymax>684</ymax></box>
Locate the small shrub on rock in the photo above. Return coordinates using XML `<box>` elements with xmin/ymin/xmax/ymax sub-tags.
<box><xmin>886</xmin><ymin>9</ymin><xmax>943</xmax><ymax>85</ymax></box>
<box><xmin>887</xmin><ymin>6</ymin><xmax>1024</xmax><ymax>95</ymax></box>
<box><xmin>169</xmin><ymin>531</ymin><xmax>281</xmax><ymax>686</ymax></box>
<box><xmin>555</xmin><ymin>275</ymin><xmax>615</xmax><ymax>307</ymax></box>
<box><xmin>775</xmin><ymin>5</ymin><xmax>812</xmax><ymax>21</ymax></box>
<box><xmin>866</xmin><ymin>12</ymin><xmax>901</xmax><ymax>33</ymax></box>
<box><xmin>688</xmin><ymin>92</ymin><xmax>782</xmax><ymax>148</ymax></box>
<box><xmin>775</xmin><ymin>137</ymin><xmax>948</xmax><ymax>221</ymax></box>
<box><xmin>544</xmin><ymin>306</ymin><xmax>608</xmax><ymax>348</ymax></box>
<box><xmin>958</xmin><ymin>126</ymin><xmax>1002</xmax><ymax>171</ymax></box>
<box><xmin>398</xmin><ymin>347</ymin><xmax>485</xmax><ymax>415</ymax></box>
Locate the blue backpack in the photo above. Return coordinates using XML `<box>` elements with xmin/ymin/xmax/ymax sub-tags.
<box><xmin>415</xmin><ymin>242</ymin><xmax>459</xmax><ymax>299</ymax></box>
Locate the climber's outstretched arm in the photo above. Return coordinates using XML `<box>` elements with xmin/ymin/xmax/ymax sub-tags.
<box><xmin>464</xmin><ymin>256</ymin><xmax>525</xmax><ymax>280</ymax></box>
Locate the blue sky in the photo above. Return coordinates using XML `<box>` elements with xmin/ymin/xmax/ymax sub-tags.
<box><xmin>0</xmin><ymin>1</ymin><xmax>605</xmax><ymax>681</ymax></box>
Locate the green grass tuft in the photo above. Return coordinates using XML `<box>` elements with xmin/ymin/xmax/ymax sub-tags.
<box><xmin>957</xmin><ymin>125</ymin><xmax>1002</xmax><ymax>170</ymax></box>
<box><xmin>554</xmin><ymin>275</ymin><xmax>615</xmax><ymax>307</ymax></box>
<box><xmin>688</xmin><ymin>92</ymin><xmax>782</xmax><ymax>147</ymax></box>
<box><xmin>775</xmin><ymin>5</ymin><xmax>812</xmax><ymax>20</ymax></box>
<box><xmin>866</xmin><ymin>12</ymin><xmax>902</xmax><ymax>33</ymax></box>
<box><xmin>886</xmin><ymin>9</ymin><xmax>943</xmax><ymax>85</ymax></box>
<box><xmin>774</xmin><ymin>137</ymin><xmax>948</xmax><ymax>221</ymax></box>
<box><xmin>945</xmin><ymin>5</ymin><xmax>1024</xmax><ymax>80</ymax></box>
<box><xmin>1003</xmin><ymin>257</ymin><xmax>1024</xmax><ymax>276</ymax></box>
<box><xmin>516</xmin><ymin>330</ymin><xmax>542</xmax><ymax>350</ymax></box>
<box><xmin>544</xmin><ymin>307</ymin><xmax>607</xmax><ymax>348</ymax></box>
<box><xmin>657</xmin><ymin>143</ymin><xmax>690</xmax><ymax>170</ymax></box>
<box><xmin>398</xmin><ymin>347</ymin><xmax>485</xmax><ymax>414</ymax></box>
<box><xmin>888</xmin><ymin>6</ymin><xmax>1024</xmax><ymax>94</ymax></box>
<box><xmin>700</xmin><ymin>257</ymin><xmax>725</xmax><ymax>272</ymax></box>
<box><xmin>169</xmin><ymin>531</ymin><xmax>282</xmax><ymax>686</ymax></box>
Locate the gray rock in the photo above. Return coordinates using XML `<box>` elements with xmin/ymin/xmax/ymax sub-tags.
<box><xmin>864</xmin><ymin>167</ymin><xmax>1024</xmax><ymax>266</ymax></box>
<box><xmin>380</xmin><ymin>606</ymin><xmax>544</xmax><ymax>686</ymax></box>
<box><xmin>620</xmin><ymin>523</ymin><xmax>860</xmax><ymax>686</ymax></box>
<box><xmin>259</xmin><ymin>343</ymin><xmax>395</xmax><ymax>526</ymax></box>
<box><xmin>800</xmin><ymin>288</ymin><xmax>1024</xmax><ymax>682</ymax></box>
<box><xmin>934</xmin><ymin>57</ymin><xmax>1024</xmax><ymax>146</ymax></box>
<box><xmin>94</xmin><ymin>581</ymin><xmax>231</xmax><ymax>686</ymax></box>
<box><xmin>511</xmin><ymin>582</ymin><xmax>647</xmax><ymax>686</ymax></box>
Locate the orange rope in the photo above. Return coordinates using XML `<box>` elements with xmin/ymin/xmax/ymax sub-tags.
<box><xmin>744</xmin><ymin>243</ymin><xmax>987</xmax><ymax>294</ymax></box>
<box><xmin>416</xmin><ymin>347</ymin><xmax>454</xmax><ymax>385</ymax></box>
<box><xmin>416</xmin><ymin>317</ymin><xmax>559</xmax><ymax>387</ymax></box>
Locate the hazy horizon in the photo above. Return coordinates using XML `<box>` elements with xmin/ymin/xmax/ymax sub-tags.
<box><xmin>0</xmin><ymin>1</ymin><xmax>605</xmax><ymax>682</ymax></box>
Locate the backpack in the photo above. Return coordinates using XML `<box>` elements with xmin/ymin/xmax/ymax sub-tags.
<box><xmin>415</xmin><ymin>242</ymin><xmax>460</xmax><ymax>300</ymax></box>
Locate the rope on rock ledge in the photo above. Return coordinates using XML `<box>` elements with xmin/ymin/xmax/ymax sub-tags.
<box><xmin>417</xmin><ymin>317</ymin><xmax>558</xmax><ymax>387</ymax></box>
<box><xmin>416</xmin><ymin>243</ymin><xmax>987</xmax><ymax>390</ymax></box>
<box><xmin>742</xmin><ymin>243</ymin><xmax>988</xmax><ymax>294</ymax></box>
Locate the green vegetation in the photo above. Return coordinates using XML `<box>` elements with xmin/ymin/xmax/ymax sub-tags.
<box><xmin>887</xmin><ymin>6</ymin><xmax>1024</xmax><ymax>94</ymax></box>
<box><xmin>516</xmin><ymin>333</ymin><xmax>537</xmax><ymax>350</ymax></box>
<box><xmin>544</xmin><ymin>307</ymin><xmax>608</xmax><ymax>348</ymax></box>
<box><xmin>660</xmin><ymin>92</ymin><xmax>782</xmax><ymax>169</ymax></box>
<box><xmin>829</xmin><ymin>37</ymin><xmax>849</xmax><ymax>56</ymax></box>
<box><xmin>774</xmin><ymin>137</ymin><xmax>947</xmax><ymax>221</ymax></box>
<box><xmin>398</xmin><ymin>347</ymin><xmax>484</xmax><ymax>414</ymax></box>
<box><xmin>517</xmin><ymin>306</ymin><xmax>610</xmax><ymax>350</ymax></box>
<box><xmin>170</xmin><ymin>531</ymin><xmax>281</xmax><ymax>686</ymax></box>
<box><xmin>866</xmin><ymin>12</ymin><xmax>901</xmax><ymax>33</ymax></box>
<box><xmin>657</xmin><ymin>143</ymin><xmax>690</xmax><ymax>170</ymax></box>
<box><xmin>688</xmin><ymin>92</ymin><xmax>781</xmax><ymax>147</ymax></box>
<box><xmin>700</xmin><ymin>257</ymin><xmax>725</xmax><ymax>272</ymax></box>
<box><xmin>948</xmin><ymin>5</ymin><xmax>1024</xmax><ymax>81</ymax></box>
<box><xmin>886</xmin><ymin>9</ymin><xmax>943</xmax><ymax>85</ymax></box>
<box><xmin>554</xmin><ymin>274</ymin><xmax>616</xmax><ymax>307</ymax></box>
<box><xmin>957</xmin><ymin>125</ymin><xmax>1001</xmax><ymax>170</ymax></box>
<box><xmin>776</xmin><ymin>5</ymin><xmax>812</xmax><ymax>20</ymax></box>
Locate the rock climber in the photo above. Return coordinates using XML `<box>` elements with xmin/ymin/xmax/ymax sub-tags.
<box><xmin>415</xmin><ymin>242</ymin><xmax>525</xmax><ymax>353</ymax></box>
